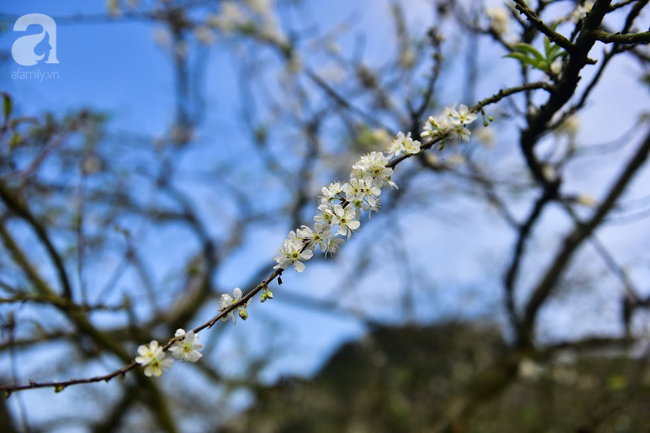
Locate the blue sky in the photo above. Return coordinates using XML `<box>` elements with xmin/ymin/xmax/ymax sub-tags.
<box><xmin>2</xmin><ymin>2</ymin><xmax>175</xmax><ymax>134</ymax></box>
<box><xmin>1</xmin><ymin>0</ymin><xmax>434</xmax><ymax>134</ymax></box>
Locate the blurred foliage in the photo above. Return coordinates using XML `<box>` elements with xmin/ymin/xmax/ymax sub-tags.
<box><xmin>222</xmin><ymin>323</ymin><xmax>650</xmax><ymax>433</ymax></box>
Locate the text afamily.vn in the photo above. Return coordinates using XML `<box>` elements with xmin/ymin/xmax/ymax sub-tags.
<box><xmin>11</xmin><ymin>68</ymin><xmax>59</xmax><ymax>81</ymax></box>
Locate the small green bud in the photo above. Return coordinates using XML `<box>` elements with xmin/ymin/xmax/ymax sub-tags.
<box><xmin>3</xmin><ymin>391</ymin><xmax>10</xmax><ymax>399</ymax></box>
<box><xmin>239</xmin><ymin>308</ymin><xmax>249</xmax><ymax>321</ymax></box>
<box><xmin>54</xmin><ymin>385</ymin><xmax>65</xmax><ymax>393</ymax></box>
<box><xmin>10</xmin><ymin>133</ymin><xmax>21</xmax><ymax>149</ymax></box>
<box><xmin>260</xmin><ymin>292</ymin><xmax>267</xmax><ymax>303</ymax></box>
<box><xmin>266</xmin><ymin>290</ymin><xmax>274</xmax><ymax>300</ymax></box>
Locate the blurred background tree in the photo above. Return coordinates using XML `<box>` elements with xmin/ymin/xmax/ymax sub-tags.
<box><xmin>0</xmin><ymin>0</ymin><xmax>649</xmax><ymax>432</ymax></box>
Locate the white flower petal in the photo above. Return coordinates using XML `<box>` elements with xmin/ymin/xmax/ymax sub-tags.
<box><xmin>294</xmin><ymin>260</ymin><xmax>306</xmax><ymax>272</ymax></box>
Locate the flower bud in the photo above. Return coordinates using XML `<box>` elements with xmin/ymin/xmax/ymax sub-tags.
<box><xmin>238</xmin><ymin>308</ymin><xmax>249</xmax><ymax>321</ymax></box>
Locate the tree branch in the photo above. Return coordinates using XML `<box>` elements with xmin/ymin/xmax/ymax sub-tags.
<box><xmin>0</xmin><ymin>182</ymin><xmax>73</xmax><ymax>300</ymax></box>
<box><xmin>512</xmin><ymin>0</ymin><xmax>576</xmax><ymax>53</ymax></box>
<box><xmin>521</xmin><ymin>127</ymin><xmax>650</xmax><ymax>344</ymax></box>
<box><xmin>592</xmin><ymin>29</ymin><xmax>650</xmax><ymax>44</ymax></box>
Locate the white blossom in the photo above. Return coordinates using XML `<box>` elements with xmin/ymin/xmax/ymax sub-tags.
<box><xmin>244</xmin><ymin>0</ymin><xmax>271</xmax><ymax>14</ymax></box>
<box><xmin>519</xmin><ymin>358</ymin><xmax>544</xmax><ymax>381</ymax></box>
<box><xmin>475</xmin><ymin>128</ymin><xmax>495</xmax><ymax>148</ymax></box>
<box><xmin>153</xmin><ymin>28</ymin><xmax>171</xmax><ymax>49</ymax></box>
<box><xmin>386</xmin><ymin>131</ymin><xmax>421</xmax><ymax>158</ymax></box>
<box><xmin>332</xmin><ymin>205</ymin><xmax>360</xmax><ymax>239</ymax></box>
<box><xmin>169</xmin><ymin>329</ymin><xmax>203</xmax><ymax>363</ymax></box>
<box><xmin>549</xmin><ymin>60</ymin><xmax>562</xmax><ymax>76</ymax></box>
<box><xmin>219</xmin><ymin>287</ymin><xmax>243</xmax><ymax>323</ymax></box>
<box><xmin>106</xmin><ymin>0</ymin><xmax>121</xmax><ymax>17</ymax></box>
<box><xmin>422</xmin><ymin>104</ymin><xmax>476</xmax><ymax>144</ymax></box>
<box><xmin>360</xmin><ymin>179</ymin><xmax>381</xmax><ymax>202</ymax></box>
<box><xmin>208</xmin><ymin>2</ymin><xmax>248</xmax><ymax>32</ymax></box>
<box><xmin>135</xmin><ymin>340</ymin><xmax>174</xmax><ymax>377</ymax></box>
<box><xmin>362</xmin><ymin>195</ymin><xmax>381</xmax><ymax>218</ymax></box>
<box><xmin>554</xmin><ymin>115</ymin><xmax>580</xmax><ymax>138</ymax></box>
<box><xmin>342</xmin><ymin>178</ymin><xmax>364</xmax><ymax>202</ymax></box>
<box><xmin>319</xmin><ymin>181</ymin><xmax>343</xmax><ymax>206</ymax></box>
<box><xmin>448</xmin><ymin>104</ymin><xmax>477</xmax><ymax>126</ymax></box>
<box><xmin>576</xmin><ymin>195</ymin><xmax>596</xmax><ymax>207</ymax></box>
<box><xmin>447</xmin><ymin>154</ymin><xmax>467</xmax><ymax>167</ymax></box>
<box><xmin>273</xmin><ymin>231</ymin><xmax>313</xmax><ymax>272</ymax></box>
<box><xmin>324</xmin><ymin>237</ymin><xmax>344</xmax><ymax>257</ymax></box>
<box><xmin>449</xmin><ymin>123</ymin><xmax>472</xmax><ymax>143</ymax></box>
<box><xmin>298</xmin><ymin>223</ymin><xmax>331</xmax><ymax>252</ymax></box>
<box><xmin>486</xmin><ymin>6</ymin><xmax>510</xmax><ymax>35</ymax></box>
<box><xmin>351</xmin><ymin>151</ymin><xmax>395</xmax><ymax>188</ymax></box>
<box><xmin>194</xmin><ymin>26</ymin><xmax>215</xmax><ymax>45</ymax></box>
<box><xmin>421</xmin><ymin>115</ymin><xmax>451</xmax><ymax>140</ymax></box>
<box><xmin>314</xmin><ymin>204</ymin><xmax>335</xmax><ymax>225</ymax></box>
<box><xmin>344</xmin><ymin>177</ymin><xmax>381</xmax><ymax>215</ymax></box>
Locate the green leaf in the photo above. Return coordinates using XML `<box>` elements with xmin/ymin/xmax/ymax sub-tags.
<box><xmin>542</xmin><ymin>35</ymin><xmax>569</xmax><ymax>66</ymax></box>
<box><xmin>513</xmin><ymin>43</ymin><xmax>545</xmax><ymax>62</ymax></box>
<box><xmin>549</xmin><ymin>49</ymin><xmax>568</xmax><ymax>63</ymax></box>
<box><xmin>504</xmin><ymin>52</ymin><xmax>546</xmax><ymax>70</ymax></box>
<box><xmin>544</xmin><ymin>37</ymin><xmax>552</xmax><ymax>58</ymax></box>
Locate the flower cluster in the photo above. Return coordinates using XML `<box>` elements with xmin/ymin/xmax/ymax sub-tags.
<box><xmin>135</xmin><ymin>328</ymin><xmax>204</xmax><ymax>377</ymax></box>
<box><xmin>273</xmin><ymin>154</ymin><xmax>392</xmax><ymax>272</ymax></box>
<box><xmin>135</xmin><ymin>340</ymin><xmax>174</xmax><ymax>377</ymax></box>
<box><xmin>421</xmin><ymin>104</ymin><xmax>477</xmax><ymax>148</ymax></box>
<box><xmin>272</xmin><ymin>232</ymin><xmax>314</xmax><ymax>272</ymax></box>
<box><xmin>271</xmin><ymin>103</ymin><xmax>476</xmax><ymax>275</ymax></box>
<box><xmin>219</xmin><ymin>287</ymin><xmax>249</xmax><ymax>322</ymax></box>
<box><xmin>386</xmin><ymin>132</ymin><xmax>421</xmax><ymax>158</ymax></box>
<box><xmin>486</xmin><ymin>6</ymin><xmax>510</xmax><ymax>36</ymax></box>
<box><xmin>206</xmin><ymin>0</ymin><xmax>286</xmax><ymax>45</ymax></box>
